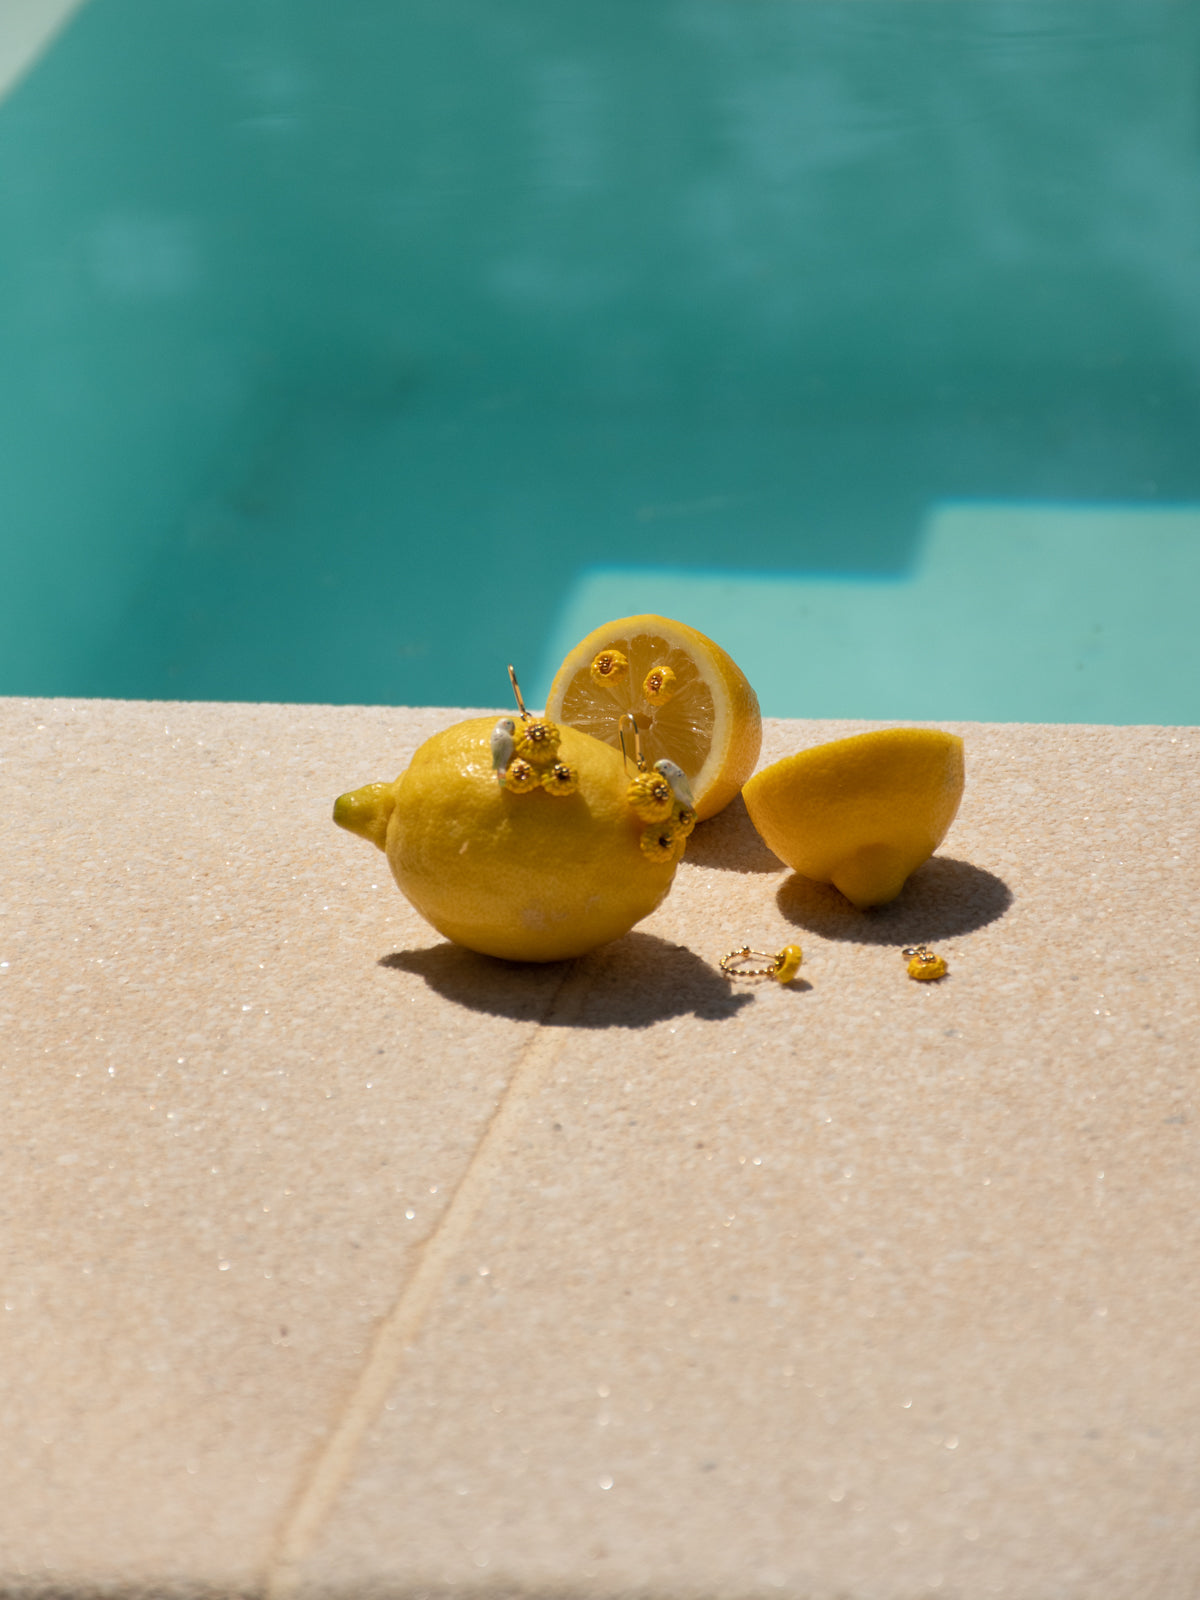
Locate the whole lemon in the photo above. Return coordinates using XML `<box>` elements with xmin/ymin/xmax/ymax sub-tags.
<box><xmin>334</xmin><ymin>717</ymin><xmax>684</xmax><ymax>962</ymax></box>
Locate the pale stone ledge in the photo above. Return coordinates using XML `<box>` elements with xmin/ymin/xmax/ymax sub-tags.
<box><xmin>2</xmin><ymin>698</ymin><xmax>1197</xmax><ymax>1598</ymax></box>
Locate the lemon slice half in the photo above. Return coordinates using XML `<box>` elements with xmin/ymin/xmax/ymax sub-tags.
<box><xmin>545</xmin><ymin>614</ymin><xmax>761</xmax><ymax>821</ymax></box>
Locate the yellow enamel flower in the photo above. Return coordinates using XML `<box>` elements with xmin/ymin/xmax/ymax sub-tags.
<box><xmin>672</xmin><ymin>804</ymin><xmax>697</xmax><ymax>838</ymax></box>
<box><xmin>504</xmin><ymin>758</ymin><xmax>539</xmax><ymax>794</ymax></box>
<box><xmin>641</xmin><ymin>664</ymin><xmax>677</xmax><ymax>706</ymax></box>
<box><xmin>513</xmin><ymin>717</ymin><xmax>561</xmax><ymax>767</ymax></box>
<box><xmin>541</xmin><ymin>761</ymin><xmax>579</xmax><ymax>797</ymax></box>
<box><xmin>906</xmin><ymin>948</ymin><xmax>948</xmax><ymax>981</ymax></box>
<box><xmin>590</xmin><ymin>648</ymin><xmax>629</xmax><ymax>687</ymax></box>
<box><xmin>626</xmin><ymin>770</ymin><xmax>674</xmax><ymax>823</ymax></box>
<box><xmin>639</xmin><ymin>819</ymin><xmax>685</xmax><ymax>864</ymax></box>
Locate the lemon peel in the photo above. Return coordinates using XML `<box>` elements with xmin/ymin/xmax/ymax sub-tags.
<box><xmin>742</xmin><ymin>728</ymin><xmax>965</xmax><ymax>909</ymax></box>
<box><xmin>334</xmin><ymin>716</ymin><xmax>680</xmax><ymax>962</ymax></box>
<box><xmin>331</xmin><ymin>781</ymin><xmax>392</xmax><ymax>850</ymax></box>
<box><xmin>546</xmin><ymin>614</ymin><xmax>761</xmax><ymax>822</ymax></box>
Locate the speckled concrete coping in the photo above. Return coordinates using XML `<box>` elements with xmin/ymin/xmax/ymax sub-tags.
<box><xmin>2</xmin><ymin>698</ymin><xmax>1197</xmax><ymax>1599</ymax></box>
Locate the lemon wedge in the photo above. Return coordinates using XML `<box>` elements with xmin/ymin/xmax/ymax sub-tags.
<box><xmin>545</xmin><ymin>614</ymin><xmax>761</xmax><ymax>821</ymax></box>
<box><xmin>335</xmin><ymin>716</ymin><xmax>682</xmax><ymax>962</ymax></box>
<box><xmin>741</xmin><ymin>728</ymin><xmax>965</xmax><ymax>908</ymax></box>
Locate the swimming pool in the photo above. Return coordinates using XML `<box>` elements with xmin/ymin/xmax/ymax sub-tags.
<box><xmin>2</xmin><ymin>0</ymin><xmax>1198</xmax><ymax>722</ymax></box>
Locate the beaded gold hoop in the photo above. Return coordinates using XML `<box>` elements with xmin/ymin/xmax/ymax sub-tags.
<box><xmin>720</xmin><ymin>944</ymin><xmax>804</xmax><ymax>985</ymax></box>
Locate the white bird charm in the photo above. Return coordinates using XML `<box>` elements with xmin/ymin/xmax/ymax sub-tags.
<box><xmin>491</xmin><ymin>717</ymin><xmax>516</xmax><ymax>783</ymax></box>
<box><xmin>653</xmin><ymin>757</ymin><xmax>694</xmax><ymax>810</ymax></box>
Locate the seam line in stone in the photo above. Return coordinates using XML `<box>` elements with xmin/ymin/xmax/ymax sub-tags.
<box><xmin>264</xmin><ymin>961</ymin><xmax>590</xmax><ymax>1597</ymax></box>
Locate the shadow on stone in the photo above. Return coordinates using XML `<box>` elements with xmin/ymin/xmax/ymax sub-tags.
<box><xmin>379</xmin><ymin>930</ymin><xmax>755</xmax><ymax>1028</ymax></box>
<box><xmin>682</xmin><ymin>793</ymin><xmax>784</xmax><ymax>874</ymax></box>
<box><xmin>777</xmin><ymin>855</ymin><xmax>1013</xmax><ymax>945</ymax></box>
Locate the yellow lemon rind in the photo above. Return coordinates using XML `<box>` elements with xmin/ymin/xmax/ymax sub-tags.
<box><xmin>742</xmin><ymin>727</ymin><xmax>965</xmax><ymax>909</ymax></box>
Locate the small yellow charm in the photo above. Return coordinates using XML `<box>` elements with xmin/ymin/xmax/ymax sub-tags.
<box><xmin>720</xmin><ymin>944</ymin><xmax>804</xmax><ymax>984</ymax></box>
<box><xmin>513</xmin><ymin>717</ymin><xmax>561</xmax><ymax>767</ymax></box>
<box><xmin>626</xmin><ymin>769</ymin><xmax>674</xmax><ymax>823</ymax></box>
<box><xmin>497</xmin><ymin>668</ymin><xmax>566</xmax><ymax>788</ymax></box>
<box><xmin>639</xmin><ymin>820</ymin><xmax>685</xmax><ymax>863</ymax></box>
<box><xmin>642</xmin><ymin>663</ymin><xmax>677</xmax><ymax>705</ymax></box>
<box><xmin>590</xmin><ymin>648</ymin><xmax>629</xmax><ymax>686</ymax></box>
<box><xmin>504</xmin><ymin>758</ymin><xmax>539</xmax><ymax>795</ymax></box>
<box><xmin>541</xmin><ymin>761</ymin><xmax>579</xmax><ymax>797</ymax></box>
<box><xmin>903</xmin><ymin>945</ymin><xmax>947</xmax><ymax>981</ymax></box>
<box><xmin>672</xmin><ymin>803</ymin><xmax>697</xmax><ymax>838</ymax></box>
<box><xmin>773</xmin><ymin>944</ymin><xmax>804</xmax><ymax>983</ymax></box>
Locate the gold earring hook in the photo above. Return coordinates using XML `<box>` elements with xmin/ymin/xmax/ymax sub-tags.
<box><xmin>507</xmin><ymin>664</ymin><xmax>531</xmax><ymax>722</ymax></box>
<box><xmin>618</xmin><ymin>712</ymin><xmax>645</xmax><ymax>774</ymax></box>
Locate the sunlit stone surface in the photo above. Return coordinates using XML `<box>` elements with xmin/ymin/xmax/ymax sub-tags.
<box><xmin>2</xmin><ymin>696</ymin><xmax>1197</xmax><ymax>1597</ymax></box>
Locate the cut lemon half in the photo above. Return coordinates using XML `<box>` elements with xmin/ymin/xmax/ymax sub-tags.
<box><xmin>741</xmin><ymin>728</ymin><xmax>965</xmax><ymax>908</ymax></box>
<box><xmin>545</xmin><ymin>614</ymin><xmax>761</xmax><ymax>821</ymax></box>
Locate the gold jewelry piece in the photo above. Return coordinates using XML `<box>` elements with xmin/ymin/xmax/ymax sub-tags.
<box><xmin>507</xmin><ymin>663</ymin><xmax>531</xmax><ymax>721</ymax></box>
<box><xmin>903</xmin><ymin>945</ymin><xmax>947</xmax><ymax>981</ymax></box>
<box><xmin>618</xmin><ymin>711</ymin><xmax>646</xmax><ymax>773</ymax></box>
<box><xmin>590</xmin><ymin>648</ymin><xmax>629</xmax><ymax>686</ymax></box>
<box><xmin>642</xmin><ymin>663</ymin><xmax>677</xmax><ymax>705</ymax></box>
<box><xmin>652</xmin><ymin>756</ymin><xmax>694</xmax><ymax>810</ymax></box>
<box><xmin>513</xmin><ymin>716</ymin><xmax>560</xmax><ymax>766</ymax></box>
<box><xmin>619</xmin><ymin>714</ymin><xmax>692</xmax><ymax>865</ymax></box>
<box><xmin>627</xmin><ymin>768</ymin><xmax>674</xmax><ymax>822</ymax></box>
<box><xmin>496</xmin><ymin>669</ymin><xmax>578</xmax><ymax>796</ymax></box>
<box><xmin>541</xmin><ymin>761</ymin><xmax>578</xmax><ymax>796</ymax></box>
<box><xmin>490</xmin><ymin>717</ymin><xmax>516</xmax><ymax>777</ymax></box>
<box><xmin>720</xmin><ymin>944</ymin><xmax>804</xmax><ymax>984</ymax></box>
<box><xmin>504</xmin><ymin>757</ymin><xmax>538</xmax><ymax>794</ymax></box>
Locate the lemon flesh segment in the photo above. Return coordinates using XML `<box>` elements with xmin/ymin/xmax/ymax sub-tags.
<box><xmin>741</xmin><ymin>728</ymin><xmax>965</xmax><ymax>908</ymax></box>
<box><xmin>336</xmin><ymin>718</ymin><xmax>680</xmax><ymax>963</ymax></box>
<box><xmin>545</xmin><ymin>613</ymin><xmax>761</xmax><ymax>822</ymax></box>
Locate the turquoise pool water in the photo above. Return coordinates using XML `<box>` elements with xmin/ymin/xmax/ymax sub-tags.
<box><xmin>2</xmin><ymin>0</ymin><xmax>1198</xmax><ymax>721</ymax></box>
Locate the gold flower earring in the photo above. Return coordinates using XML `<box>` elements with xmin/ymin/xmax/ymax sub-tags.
<box><xmin>903</xmin><ymin>945</ymin><xmax>947</xmax><ymax>981</ymax></box>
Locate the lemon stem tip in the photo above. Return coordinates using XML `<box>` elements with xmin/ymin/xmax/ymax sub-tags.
<box><xmin>333</xmin><ymin>782</ymin><xmax>394</xmax><ymax>851</ymax></box>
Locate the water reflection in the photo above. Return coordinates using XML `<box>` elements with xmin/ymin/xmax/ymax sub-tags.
<box><xmin>1</xmin><ymin>1</ymin><xmax>1195</xmax><ymax>709</ymax></box>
